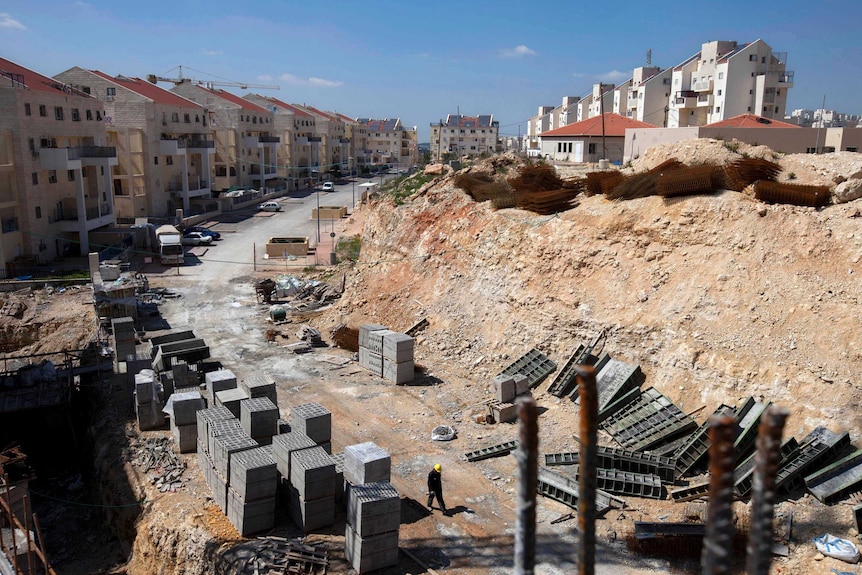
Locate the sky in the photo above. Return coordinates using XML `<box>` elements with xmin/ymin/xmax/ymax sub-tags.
<box><xmin>1</xmin><ymin>0</ymin><xmax>861</xmax><ymax>142</ymax></box>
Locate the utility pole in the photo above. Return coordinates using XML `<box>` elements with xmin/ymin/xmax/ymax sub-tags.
<box><xmin>599</xmin><ymin>84</ymin><xmax>607</xmax><ymax>162</ymax></box>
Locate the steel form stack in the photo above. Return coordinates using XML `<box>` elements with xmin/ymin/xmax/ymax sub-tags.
<box><xmin>288</xmin><ymin>446</ymin><xmax>337</xmax><ymax>532</ymax></box>
<box><xmin>345</xmin><ymin>481</ymin><xmax>401</xmax><ymax>573</ymax></box>
<box><xmin>227</xmin><ymin>446</ymin><xmax>278</xmax><ymax>535</ymax></box>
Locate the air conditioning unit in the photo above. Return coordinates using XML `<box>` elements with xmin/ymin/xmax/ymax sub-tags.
<box><xmin>40</xmin><ymin>138</ymin><xmax>57</xmax><ymax>148</ymax></box>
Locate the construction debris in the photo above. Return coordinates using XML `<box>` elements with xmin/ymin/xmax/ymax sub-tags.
<box><xmin>232</xmin><ymin>536</ymin><xmax>328</xmax><ymax>575</ymax></box>
<box><xmin>132</xmin><ymin>436</ymin><xmax>186</xmax><ymax>492</ymax></box>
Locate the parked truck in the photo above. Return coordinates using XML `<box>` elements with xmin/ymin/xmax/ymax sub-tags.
<box><xmin>155</xmin><ymin>225</ymin><xmax>184</xmax><ymax>265</ymax></box>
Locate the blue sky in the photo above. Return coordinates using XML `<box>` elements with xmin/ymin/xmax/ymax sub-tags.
<box><xmin>2</xmin><ymin>1</ymin><xmax>860</xmax><ymax>142</ymax></box>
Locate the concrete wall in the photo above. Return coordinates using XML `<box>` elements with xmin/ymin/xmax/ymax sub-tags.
<box><xmin>624</xmin><ymin>127</ymin><xmax>700</xmax><ymax>162</ymax></box>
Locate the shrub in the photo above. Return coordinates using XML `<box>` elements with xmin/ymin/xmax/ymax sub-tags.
<box><xmin>787</xmin><ymin>172</ymin><xmax>797</xmax><ymax>180</ymax></box>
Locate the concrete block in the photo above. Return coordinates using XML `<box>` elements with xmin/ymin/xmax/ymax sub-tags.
<box><xmin>210</xmin><ymin>467</ymin><xmax>228</xmax><ymax>513</ymax></box>
<box><xmin>212</xmin><ymin>429</ymin><xmax>258</xmax><ymax>480</ymax></box>
<box><xmin>513</xmin><ymin>374</ymin><xmax>531</xmax><ymax>395</ymax></box>
<box><xmin>134</xmin><ymin>373</ymin><xmax>156</xmax><ymax>405</ymax></box>
<box><xmin>230</xmin><ymin>446</ymin><xmax>278</xmax><ymax>503</ymax></box>
<box><xmin>347</xmin><ymin>481</ymin><xmax>400</xmax><ymax>537</ymax></box>
<box><xmin>171</xmin><ymin>361</ymin><xmax>194</xmax><ymax>388</ymax></box>
<box><xmin>382</xmin><ymin>332</ymin><xmax>414</xmax><ymax>362</ymax></box>
<box><xmin>287</xmin><ymin>486</ymin><xmax>334</xmax><ymax>532</ymax></box>
<box><xmin>148</xmin><ymin>329</ymin><xmax>196</xmax><ymax>347</ymax></box>
<box><xmin>206</xmin><ymin>369</ymin><xmax>238</xmax><ymax>397</ymax></box>
<box><xmin>215</xmin><ymin>387</ymin><xmax>249</xmax><ymax>418</ymax></box>
<box><xmin>344</xmin><ymin>524</ymin><xmax>399</xmax><ymax>573</ymax></box>
<box><xmin>366</xmin><ymin>329</ymin><xmax>395</xmax><ymax>355</ymax></box>
<box><xmin>290</xmin><ymin>402</ymin><xmax>331</xmax><ymax>444</ymax></box>
<box><xmin>206</xmin><ymin>418</ymin><xmax>242</xmax><ymax>464</ymax></box>
<box><xmin>272</xmin><ymin>431</ymin><xmax>317</xmax><ymax>479</ymax></box>
<box><xmin>317</xmin><ymin>441</ymin><xmax>332</xmax><ymax>454</ymax></box>
<box><xmin>240</xmin><ymin>397</ymin><xmax>279</xmax><ymax>443</ymax></box>
<box><xmin>494</xmin><ymin>375</ymin><xmax>516</xmax><ymax>403</ymax></box>
<box><xmin>136</xmin><ymin>400</ymin><xmax>166</xmax><ymax>431</ymax></box>
<box><xmin>171</xmin><ymin>390</ymin><xmax>206</xmax><ymax>426</ymax></box>
<box><xmin>343</xmin><ymin>442</ymin><xmax>391</xmax><ymax>485</ymax></box>
<box><xmin>240</xmin><ymin>372</ymin><xmax>277</xmax><ymax>404</ymax></box>
<box><xmin>227</xmin><ymin>488</ymin><xmax>275</xmax><ymax>536</ymax></box>
<box><xmin>358</xmin><ymin>348</ymin><xmax>383</xmax><ymax>376</ymax></box>
<box><xmin>358</xmin><ymin>324</ymin><xmax>387</xmax><ymax>349</ymax></box>
<box><xmin>332</xmin><ymin>452</ymin><xmax>345</xmax><ymax>502</ymax></box>
<box><xmin>290</xmin><ymin>446</ymin><xmax>336</xmax><ymax>500</ymax></box>
<box><xmin>491</xmin><ymin>401</ymin><xmax>518</xmax><ymax>423</ymax></box>
<box><xmin>170</xmin><ymin>419</ymin><xmax>197</xmax><ymax>453</ymax></box>
<box><xmin>196</xmin><ymin>406</ymin><xmax>235</xmax><ymax>453</ymax></box>
<box><xmin>382</xmin><ymin>357</ymin><xmax>414</xmax><ymax>384</ymax></box>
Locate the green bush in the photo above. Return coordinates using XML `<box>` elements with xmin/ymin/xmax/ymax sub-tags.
<box><xmin>335</xmin><ymin>235</ymin><xmax>362</xmax><ymax>262</ymax></box>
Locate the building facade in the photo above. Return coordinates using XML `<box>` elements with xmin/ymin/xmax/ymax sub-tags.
<box><xmin>359</xmin><ymin>119</ymin><xmax>419</xmax><ymax>169</ymax></box>
<box><xmin>0</xmin><ymin>58</ymin><xmax>117</xmax><ymax>268</ymax></box>
<box><xmin>539</xmin><ymin>113</ymin><xmax>654</xmax><ymax>164</ymax></box>
<box><xmin>430</xmin><ymin>115</ymin><xmax>498</xmax><ymax>161</ymax></box>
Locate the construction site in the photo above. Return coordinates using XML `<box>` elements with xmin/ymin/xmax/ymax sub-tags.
<box><xmin>2</xmin><ymin>137</ymin><xmax>862</xmax><ymax>574</ymax></box>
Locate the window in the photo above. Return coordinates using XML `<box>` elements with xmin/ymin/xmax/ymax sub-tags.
<box><xmin>717</xmin><ymin>90</ymin><xmax>722</xmax><ymax>96</ymax></box>
<box><xmin>674</xmin><ymin>78</ymin><xmax>679</xmax><ymax>85</ymax></box>
<box><xmin>154</xmin><ymin>157</ymin><xmax>159</xmax><ymax>165</ymax></box>
<box><xmin>86</xmin><ymin>109</ymin><xmax>93</xmax><ymax>120</ymax></box>
<box><xmin>749</xmin><ymin>54</ymin><xmax>757</xmax><ymax>61</ymax></box>
<box><xmin>106</xmin><ymin>87</ymin><xmax>116</xmax><ymax>97</ymax></box>
<box><xmin>48</xmin><ymin>170</ymin><xmax>57</xmax><ymax>184</ymax></box>
<box><xmin>183</xmin><ymin>114</ymin><xmax>190</xmax><ymax>123</ymax></box>
<box><xmin>716</xmin><ymin>106</ymin><xmax>721</xmax><ymax>114</ymax></box>
<box><xmin>166</xmin><ymin>156</ymin><xmax>173</xmax><ymax>165</ymax></box>
<box><xmin>71</xmin><ymin>108</ymin><xmax>80</xmax><ymax>121</ymax></box>
<box><xmin>100</xmin><ymin>166</ymin><xmax>104</xmax><ymax>176</ymax></box>
<box><xmin>81</xmin><ymin>86</ymin><xmax>91</xmax><ymax>95</ymax></box>
<box><xmin>96</xmin><ymin>111</ymin><xmax>102</xmax><ymax>121</ymax></box>
<box><xmin>39</xmin><ymin>105</ymin><xmax>47</xmax><ymax>117</ymax></box>
<box><xmin>847</xmin><ymin>147</ymin><xmax>858</xmax><ymax>152</ymax></box>
<box><xmin>171</xmin><ymin>112</ymin><xmax>179</xmax><ymax>122</ymax></box>
<box><xmin>24</xmin><ymin>103</ymin><xmax>31</xmax><ymax>115</ymax></box>
<box><xmin>588</xmin><ymin>143</ymin><xmax>596</xmax><ymax>154</ymax></box>
<box><xmin>761</xmin><ymin>57</ymin><xmax>766</xmax><ymax>63</ymax></box>
<box><xmin>31</xmin><ymin>173</ymin><xmax>38</xmax><ymax>185</ymax></box>
<box><xmin>67</xmin><ymin>170</ymin><xmax>75</xmax><ymax>181</ymax></box>
<box><xmin>54</xmin><ymin>107</ymin><xmax>64</xmax><ymax>120</ymax></box>
<box><xmin>718</xmin><ymin>72</ymin><xmax>724</xmax><ymax>79</ymax></box>
<box><xmin>35</xmin><ymin>206</ymin><xmax>41</xmax><ymax>219</ymax></box>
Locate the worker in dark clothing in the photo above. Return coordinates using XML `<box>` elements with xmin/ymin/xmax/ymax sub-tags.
<box><xmin>427</xmin><ymin>463</ymin><xmax>447</xmax><ymax>513</ymax></box>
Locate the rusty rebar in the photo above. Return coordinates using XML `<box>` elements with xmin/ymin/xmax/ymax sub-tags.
<box><xmin>514</xmin><ymin>397</ymin><xmax>539</xmax><ymax>575</ymax></box>
<box><xmin>746</xmin><ymin>406</ymin><xmax>789</xmax><ymax>575</ymax></box>
<box><xmin>701</xmin><ymin>414</ymin><xmax>737</xmax><ymax>575</ymax></box>
<box><xmin>575</xmin><ymin>365</ymin><xmax>598</xmax><ymax>575</ymax></box>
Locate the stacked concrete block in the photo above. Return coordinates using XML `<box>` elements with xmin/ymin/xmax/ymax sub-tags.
<box><xmin>112</xmin><ymin>317</ymin><xmax>136</xmax><ymax>367</ymax></box>
<box><xmin>240</xmin><ymin>397</ymin><xmax>279</xmax><ymax>445</ymax></box>
<box><xmin>343</xmin><ymin>442</ymin><xmax>391</xmax><ymax>485</ymax></box>
<box><xmin>382</xmin><ymin>332</ymin><xmax>414</xmax><ymax>384</ymax></box>
<box><xmin>358</xmin><ymin>347</ymin><xmax>383</xmax><ymax>376</ymax></box>
<box><xmin>196</xmin><ymin>406</ymin><xmax>235</xmax><ymax>456</ymax></box>
<box><xmin>288</xmin><ymin>446</ymin><xmax>336</xmax><ymax>532</ymax></box>
<box><xmin>169</xmin><ymin>390</ymin><xmax>206</xmax><ymax>453</ymax></box>
<box><xmin>206</xmin><ymin>419</ymin><xmax>243</xmax><ymax>463</ymax></box>
<box><xmin>125</xmin><ymin>352</ymin><xmax>153</xmax><ymax>388</ymax></box>
<box><xmin>358</xmin><ymin>324</ymin><xmax>388</xmax><ymax>348</ymax></box>
<box><xmin>212</xmin><ymin>427</ymin><xmax>258</xmax><ymax>481</ymax></box>
<box><xmin>332</xmin><ymin>452</ymin><xmax>346</xmax><ymax>502</ymax></box>
<box><xmin>344</xmin><ymin>525</ymin><xmax>399</xmax><ymax>574</ymax></box>
<box><xmin>134</xmin><ymin>371</ymin><xmax>165</xmax><ymax>430</ymax></box>
<box><xmin>205</xmin><ymin>369</ymin><xmax>237</xmax><ymax>399</ymax></box>
<box><xmin>494</xmin><ymin>374</ymin><xmax>516</xmax><ymax>403</ymax></box>
<box><xmin>513</xmin><ymin>374</ymin><xmax>530</xmax><ymax>395</ymax></box>
<box><xmin>272</xmin><ymin>431</ymin><xmax>317</xmax><ymax>481</ymax></box>
<box><xmin>171</xmin><ymin>361</ymin><xmax>195</xmax><ymax>389</ymax></box>
<box><xmin>358</xmin><ymin>324</ymin><xmax>387</xmax><ymax>376</ymax></box>
<box><xmin>290</xmin><ymin>402</ymin><xmax>331</xmax><ymax>450</ymax></box>
<box><xmin>215</xmin><ymin>387</ymin><xmax>249</xmax><ymax>418</ymax></box>
<box><xmin>490</xmin><ymin>400</ymin><xmax>517</xmax><ymax>423</ymax></box>
<box><xmin>227</xmin><ymin>446</ymin><xmax>277</xmax><ymax>535</ymax></box>
<box><xmin>240</xmin><ymin>372</ymin><xmax>278</xmax><ymax>405</ymax></box>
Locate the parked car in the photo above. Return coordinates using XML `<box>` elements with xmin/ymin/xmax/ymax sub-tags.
<box><xmin>258</xmin><ymin>201</ymin><xmax>282</xmax><ymax>212</ymax></box>
<box><xmin>184</xmin><ymin>226</ymin><xmax>221</xmax><ymax>240</ymax></box>
<box><xmin>322</xmin><ymin>182</ymin><xmax>334</xmax><ymax>191</ymax></box>
<box><xmin>181</xmin><ymin>231</ymin><xmax>214</xmax><ymax>246</ymax></box>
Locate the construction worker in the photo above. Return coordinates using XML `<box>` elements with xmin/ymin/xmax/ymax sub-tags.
<box><xmin>427</xmin><ymin>463</ymin><xmax>447</xmax><ymax>513</ymax></box>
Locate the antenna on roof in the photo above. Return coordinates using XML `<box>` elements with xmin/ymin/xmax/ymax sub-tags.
<box><xmin>646</xmin><ymin>49</ymin><xmax>652</xmax><ymax>66</ymax></box>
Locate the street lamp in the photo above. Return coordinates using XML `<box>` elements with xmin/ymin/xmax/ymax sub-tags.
<box><xmin>349</xmin><ymin>157</ymin><xmax>355</xmax><ymax>213</ymax></box>
<box><xmin>312</xmin><ymin>169</ymin><xmax>321</xmax><ymax>243</ymax></box>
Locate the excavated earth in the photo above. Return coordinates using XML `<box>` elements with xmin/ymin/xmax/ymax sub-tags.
<box><xmin>8</xmin><ymin>139</ymin><xmax>862</xmax><ymax>575</ymax></box>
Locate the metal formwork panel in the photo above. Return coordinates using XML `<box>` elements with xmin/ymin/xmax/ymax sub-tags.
<box><xmin>537</xmin><ymin>467</ymin><xmax>625</xmax><ymax>510</ymax></box>
<box><xmin>732</xmin><ymin>397</ymin><xmax>770</xmax><ymax>463</ymax></box>
<box><xmin>498</xmin><ymin>348</ymin><xmax>557</xmax><ymax>389</ymax></box>
<box><xmin>546</xmin><ymin>345</ymin><xmax>585</xmax><ymax>397</ymax></box>
<box><xmin>805</xmin><ymin>448</ymin><xmax>862</xmax><ymax>504</ymax></box>
<box><xmin>464</xmin><ymin>440</ymin><xmax>519</xmax><ymax>462</ymax></box>
<box><xmin>670</xmin><ymin>480</ymin><xmax>711</xmax><ymax>502</ymax></box>
<box><xmin>545</xmin><ymin>446</ymin><xmax>675</xmax><ymax>483</ymax></box>
<box><xmin>602</xmin><ymin>388</ymin><xmax>696</xmax><ymax>452</ymax></box>
<box><xmin>776</xmin><ymin>428</ymin><xmax>851</xmax><ymax>494</ymax></box>
<box><xmin>734</xmin><ymin>438</ymin><xmax>799</xmax><ymax>498</ymax></box>
<box><xmin>673</xmin><ymin>404</ymin><xmax>736</xmax><ymax>478</ymax></box>
<box><xmin>593</xmin><ymin>359</ymin><xmax>644</xmax><ymax>412</ymax></box>
<box><xmin>597</xmin><ymin>386</ymin><xmax>641</xmax><ymax>423</ymax></box>
<box><xmin>568</xmin><ymin>465</ymin><xmax>663</xmax><ymax>499</ymax></box>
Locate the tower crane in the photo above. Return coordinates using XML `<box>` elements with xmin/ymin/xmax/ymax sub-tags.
<box><xmin>146</xmin><ymin>65</ymin><xmax>280</xmax><ymax>90</ymax></box>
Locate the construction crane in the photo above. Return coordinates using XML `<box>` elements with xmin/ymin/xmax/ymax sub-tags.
<box><xmin>146</xmin><ymin>65</ymin><xmax>279</xmax><ymax>90</ymax></box>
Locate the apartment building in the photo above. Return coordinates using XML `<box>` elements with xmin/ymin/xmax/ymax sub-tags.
<box><xmin>300</xmin><ymin>106</ymin><xmax>351</xmax><ymax>175</ymax></box>
<box><xmin>624</xmin><ymin>66</ymin><xmax>674</xmax><ymax>126</ymax></box>
<box><xmin>169</xmin><ymin>83</ymin><xmax>279</xmax><ymax>193</ymax></box>
<box><xmin>0</xmin><ymin>58</ymin><xmax>117</xmax><ymax>268</ymax></box>
<box><xmin>334</xmin><ymin>113</ymin><xmax>368</xmax><ymax>172</ymax></box>
<box><xmin>359</xmin><ymin>119</ymin><xmax>419</xmax><ymax>169</ymax></box>
<box><xmin>526</xmin><ymin>106</ymin><xmax>554</xmax><ymax>156</ymax></box>
<box><xmin>667</xmin><ymin>39</ymin><xmax>794</xmax><ymax>128</ymax></box>
<box><xmin>430</xmin><ymin>115</ymin><xmax>498</xmax><ymax>161</ymax></box>
<box><xmin>55</xmin><ymin>67</ymin><xmax>215</xmax><ymax>219</ymax></box>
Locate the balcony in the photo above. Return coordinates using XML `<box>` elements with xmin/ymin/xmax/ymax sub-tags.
<box><xmin>40</xmin><ymin>146</ymin><xmax>118</xmax><ymax>170</ymax></box>
<box><xmin>167</xmin><ymin>178</ymin><xmax>209</xmax><ymax>193</ymax></box>
<box><xmin>244</xmin><ymin>135</ymin><xmax>280</xmax><ymax>148</ymax></box>
<box><xmin>185</xmin><ymin>139</ymin><xmax>215</xmax><ymax>150</ymax></box>
<box><xmin>674</xmin><ymin>90</ymin><xmax>697</xmax><ymax>108</ymax></box>
<box><xmin>697</xmin><ymin>94</ymin><xmax>713</xmax><ymax>107</ymax></box>
<box><xmin>53</xmin><ymin>205</ymin><xmax>114</xmax><ymax>232</ymax></box>
<box><xmin>692</xmin><ymin>79</ymin><xmax>712</xmax><ymax>92</ymax></box>
<box><xmin>159</xmin><ymin>138</ymin><xmax>187</xmax><ymax>156</ymax></box>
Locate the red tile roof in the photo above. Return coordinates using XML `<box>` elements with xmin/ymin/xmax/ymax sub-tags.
<box><xmin>334</xmin><ymin>112</ymin><xmax>356</xmax><ymax>124</ymax></box>
<box><xmin>0</xmin><ymin>57</ymin><xmax>92</xmax><ymax>97</ymax></box>
<box><xmin>541</xmin><ymin>113</ymin><xmax>655</xmax><ymax>137</ymax></box>
<box><xmin>705</xmin><ymin>113</ymin><xmax>800</xmax><ymax>128</ymax></box>
<box><xmin>256</xmin><ymin>96</ymin><xmax>312</xmax><ymax>117</ymax></box>
<box><xmin>201</xmin><ymin>87</ymin><xmax>268</xmax><ymax>112</ymax></box>
<box><xmin>91</xmin><ymin>71</ymin><xmax>202</xmax><ymax>108</ymax></box>
<box><xmin>305</xmin><ymin>106</ymin><xmax>338</xmax><ymax>121</ymax></box>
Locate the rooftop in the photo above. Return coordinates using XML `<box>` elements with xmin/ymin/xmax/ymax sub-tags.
<box><xmin>541</xmin><ymin>113</ymin><xmax>655</xmax><ymax>137</ymax></box>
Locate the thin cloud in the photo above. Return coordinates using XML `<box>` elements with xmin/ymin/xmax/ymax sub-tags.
<box><xmin>501</xmin><ymin>45</ymin><xmax>537</xmax><ymax>58</ymax></box>
<box><xmin>201</xmin><ymin>49</ymin><xmax>223</xmax><ymax>56</ymax></box>
<box><xmin>258</xmin><ymin>74</ymin><xmax>274</xmax><ymax>82</ymax></box>
<box><xmin>596</xmin><ymin>70</ymin><xmax>628</xmax><ymax>82</ymax></box>
<box><xmin>0</xmin><ymin>13</ymin><xmax>26</xmax><ymax>30</ymax></box>
<box><xmin>75</xmin><ymin>1</ymin><xmax>92</xmax><ymax>7</ymax></box>
<box><xmin>278</xmin><ymin>73</ymin><xmax>343</xmax><ymax>88</ymax></box>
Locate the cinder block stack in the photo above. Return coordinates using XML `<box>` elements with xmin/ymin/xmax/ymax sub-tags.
<box><xmin>288</xmin><ymin>446</ymin><xmax>336</xmax><ymax>532</ymax></box>
<box><xmin>272</xmin><ymin>431</ymin><xmax>317</xmax><ymax>482</ymax></box>
<box><xmin>208</xmin><ymin>421</ymin><xmax>258</xmax><ymax>514</ymax></box>
<box><xmin>196</xmin><ymin>406</ymin><xmax>235</xmax><ymax>458</ymax></box>
<box><xmin>343</xmin><ymin>442</ymin><xmax>391</xmax><ymax>485</ymax></box>
<box><xmin>215</xmin><ymin>387</ymin><xmax>249</xmax><ymax>418</ymax></box>
<box><xmin>290</xmin><ymin>402</ymin><xmax>332</xmax><ymax>453</ymax></box>
<box><xmin>358</xmin><ymin>324</ymin><xmax>387</xmax><ymax>376</ymax></box>
<box><xmin>169</xmin><ymin>389</ymin><xmax>206</xmax><ymax>453</ymax></box>
<box><xmin>171</xmin><ymin>361</ymin><xmax>195</xmax><ymax>389</ymax></box>
<box><xmin>227</xmin><ymin>446</ymin><xmax>277</xmax><ymax>535</ymax></box>
<box><xmin>125</xmin><ymin>352</ymin><xmax>152</xmax><ymax>388</ymax></box>
<box><xmin>112</xmin><ymin>317</ymin><xmax>136</xmax><ymax>368</ymax></box>
<box><xmin>382</xmin><ymin>332</ymin><xmax>415</xmax><ymax>384</ymax></box>
<box><xmin>240</xmin><ymin>372</ymin><xmax>278</xmax><ymax>404</ymax></box>
<box><xmin>240</xmin><ymin>397</ymin><xmax>279</xmax><ymax>445</ymax></box>
<box><xmin>332</xmin><ymin>452</ymin><xmax>345</xmax><ymax>502</ymax></box>
<box><xmin>134</xmin><ymin>371</ymin><xmax>165</xmax><ymax>430</ymax></box>
<box><xmin>205</xmin><ymin>369</ymin><xmax>237</xmax><ymax>400</ymax></box>
<box><xmin>344</xmin><ymin>481</ymin><xmax>400</xmax><ymax>573</ymax></box>
<box><xmin>196</xmin><ymin>407</ymin><xmax>235</xmax><ymax>506</ymax></box>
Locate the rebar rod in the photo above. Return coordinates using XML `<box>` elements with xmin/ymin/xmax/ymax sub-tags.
<box><xmin>746</xmin><ymin>406</ymin><xmax>789</xmax><ymax>575</ymax></box>
<box><xmin>514</xmin><ymin>397</ymin><xmax>539</xmax><ymax>575</ymax></box>
<box><xmin>575</xmin><ymin>365</ymin><xmax>598</xmax><ymax>575</ymax></box>
<box><xmin>702</xmin><ymin>414</ymin><xmax>737</xmax><ymax>575</ymax></box>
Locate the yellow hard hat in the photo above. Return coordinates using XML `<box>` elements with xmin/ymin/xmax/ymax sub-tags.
<box><xmin>434</xmin><ymin>464</ymin><xmax>442</xmax><ymax>472</ymax></box>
